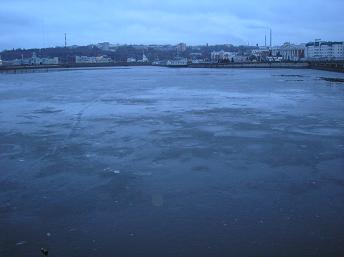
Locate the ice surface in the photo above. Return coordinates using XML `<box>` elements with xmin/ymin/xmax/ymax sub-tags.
<box><xmin>0</xmin><ymin>67</ymin><xmax>344</xmax><ymax>257</ymax></box>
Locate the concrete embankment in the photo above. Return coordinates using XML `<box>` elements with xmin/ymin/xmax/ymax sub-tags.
<box><xmin>308</xmin><ymin>61</ymin><xmax>344</xmax><ymax>73</ymax></box>
<box><xmin>189</xmin><ymin>62</ymin><xmax>309</xmax><ymax>69</ymax></box>
<box><xmin>1</xmin><ymin>61</ymin><xmax>344</xmax><ymax>73</ymax></box>
<box><xmin>185</xmin><ymin>62</ymin><xmax>344</xmax><ymax>73</ymax></box>
<box><xmin>188</xmin><ymin>62</ymin><xmax>344</xmax><ymax>73</ymax></box>
<box><xmin>0</xmin><ymin>62</ymin><xmax>151</xmax><ymax>73</ymax></box>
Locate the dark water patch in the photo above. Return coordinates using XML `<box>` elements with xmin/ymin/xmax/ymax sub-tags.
<box><xmin>43</xmin><ymin>122</ymin><xmax>72</xmax><ymax>129</ymax></box>
<box><xmin>0</xmin><ymin>180</ymin><xmax>21</xmax><ymax>192</ymax></box>
<box><xmin>188</xmin><ymin>107</ymin><xmax>257</xmax><ymax>116</ymax></box>
<box><xmin>320</xmin><ymin>77</ymin><xmax>344</xmax><ymax>83</ymax></box>
<box><xmin>100</xmin><ymin>97</ymin><xmax>117</xmax><ymax>103</ymax></box>
<box><xmin>192</xmin><ymin>165</ymin><xmax>210</xmax><ymax>172</ymax></box>
<box><xmin>322</xmin><ymin>177</ymin><xmax>344</xmax><ymax>189</ymax></box>
<box><xmin>245</xmin><ymin>179</ymin><xmax>322</xmax><ymax>195</ymax></box>
<box><xmin>274</xmin><ymin>74</ymin><xmax>305</xmax><ymax>78</ymax></box>
<box><xmin>114</xmin><ymin>98</ymin><xmax>157</xmax><ymax>105</ymax></box>
<box><xmin>16</xmin><ymin>114</ymin><xmax>40</xmax><ymax>120</ymax></box>
<box><xmin>16</xmin><ymin>121</ymin><xmax>36</xmax><ymax>125</ymax></box>
<box><xmin>32</xmin><ymin>107</ymin><xmax>64</xmax><ymax>114</ymax></box>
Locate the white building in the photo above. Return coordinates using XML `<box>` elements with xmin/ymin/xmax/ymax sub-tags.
<box><xmin>137</xmin><ymin>53</ymin><xmax>149</xmax><ymax>63</ymax></box>
<box><xmin>305</xmin><ymin>40</ymin><xmax>344</xmax><ymax>60</ymax></box>
<box><xmin>75</xmin><ymin>56</ymin><xmax>96</xmax><ymax>63</ymax></box>
<box><xmin>95</xmin><ymin>56</ymin><xmax>112</xmax><ymax>63</ymax></box>
<box><xmin>166</xmin><ymin>58</ymin><xmax>188</xmax><ymax>66</ymax></box>
<box><xmin>127</xmin><ymin>57</ymin><xmax>137</xmax><ymax>63</ymax></box>
<box><xmin>272</xmin><ymin>43</ymin><xmax>305</xmax><ymax>61</ymax></box>
<box><xmin>232</xmin><ymin>55</ymin><xmax>249</xmax><ymax>63</ymax></box>
<box><xmin>189</xmin><ymin>53</ymin><xmax>203</xmax><ymax>60</ymax></box>
<box><xmin>211</xmin><ymin>50</ymin><xmax>236</xmax><ymax>62</ymax></box>
<box><xmin>3</xmin><ymin>59</ymin><xmax>22</xmax><ymax>66</ymax></box>
<box><xmin>27</xmin><ymin>52</ymin><xmax>59</xmax><ymax>65</ymax></box>
<box><xmin>252</xmin><ymin>48</ymin><xmax>271</xmax><ymax>62</ymax></box>
<box><xmin>3</xmin><ymin>53</ymin><xmax>59</xmax><ymax>66</ymax></box>
<box><xmin>191</xmin><ymin>59</ymin><xmax>208</xmax><ymax>64</ymax></box>
<box><xmin>41</xmin><ymin>57</ymin><xmax>59</xmax><ymax>65</ymax></box>
<box><xmin>75</xmin><ymin>56</ymin><xmax>112</xmax><ymax>64</ymax></box>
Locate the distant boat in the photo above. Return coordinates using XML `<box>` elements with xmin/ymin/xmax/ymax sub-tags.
<box><xmin>166</xmin><ymin>58</ymin><xmax>188</xmax><ymax>67</ymax></box>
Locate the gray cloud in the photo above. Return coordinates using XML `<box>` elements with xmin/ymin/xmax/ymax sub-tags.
<box><xmin>0</xmin><ymin>0</ymin><xmax>343</xmax><ymax>50</ymax></box>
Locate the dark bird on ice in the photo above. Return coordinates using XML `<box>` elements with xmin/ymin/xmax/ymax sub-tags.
<box><xmin>40</xmin><ymin>248</ymin><xmax>49</xmax><ymax>256</ymax></box>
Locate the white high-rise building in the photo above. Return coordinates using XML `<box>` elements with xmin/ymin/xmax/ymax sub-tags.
<box><xmin>305</xmin><ymin>40</ymin><xmax>344</xmax><ymax>60</ymax></box>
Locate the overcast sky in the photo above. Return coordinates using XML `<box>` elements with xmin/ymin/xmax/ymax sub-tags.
<box><xmin>1</xmin><ymin>0</ymin><xmax>343</xmax><ymax>50</ymax></box>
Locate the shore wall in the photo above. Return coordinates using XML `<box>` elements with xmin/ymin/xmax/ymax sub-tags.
<box><xmin>1</xmin><ymin>61</ymin><xmax>344</xmax><ymax>73</ymax></box>
<box><xmin>0</xmin><ymin>62</ymin><xmax>151</xmax><ymax>73</ymax></box>
<box><xmin>189</xmin><ymin>62</ymin><xmax>309</xmax><ymax>69</ymax></box>
<box><xmin>309</xmin><ymin>61</ymin><xmax>344</xmax><ymax>73</ymax></box>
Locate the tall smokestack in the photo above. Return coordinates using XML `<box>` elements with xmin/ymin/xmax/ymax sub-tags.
<box><xmin>64</xmin><ymin>33</ymin><xmax>67</xmax><ymax>48</ymax></box>
<box><xmin>265</xmin><ymin>33</ymin><xmax>267</xmax><ymax>47</ymax></box>
<box><xmin>270</xmin><ymin>29</ymin><xmax>272</xmax><ymax>47</ymax></box>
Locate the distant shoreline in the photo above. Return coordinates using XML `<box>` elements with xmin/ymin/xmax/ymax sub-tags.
<box><xmin>0</xmin><ymin>61</ymin><xmax>343</xmax><ymax>73</ymax></box>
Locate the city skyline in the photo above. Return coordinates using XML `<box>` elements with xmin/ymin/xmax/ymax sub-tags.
<box><xmin>1</xmin><ymin>0</ymin><xmax>343</xmax><ymax>50</ymax></box>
